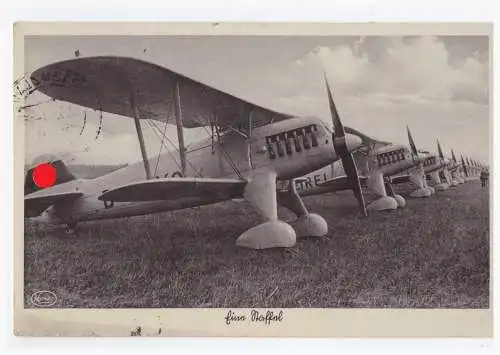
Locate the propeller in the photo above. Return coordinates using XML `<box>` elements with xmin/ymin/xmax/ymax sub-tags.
<box><xmin>324</xmin><ymin>74</ymin><xmax>367</xmax><ymax>216</ymax></box>
<box><xmin>461</xmin><ymin>154</ymin><xmax>469</xmax><ymax>177</ymax></box>
<box><xmin>437</xmin><ymin>139</ymin><xmax>445</xmax><ymax>160</ymax></box>
<box><xmin>407</xmin><ymin>126</ymin><xmax>425</xmax><ymax>176</ymax></box>
<box><xmin>449</xmin><ymin>149</ymin><xmax>460</xmax><ymax>174</ymax></box>
<box><xmin>436</xmin><ymin>139</ymin><xmax>451</xmax><ymax>184</ymax></box>
<box><xmin>407</xmin><ymin>126</ymin><xmax>420</xmax><ymax>162</ymax></box>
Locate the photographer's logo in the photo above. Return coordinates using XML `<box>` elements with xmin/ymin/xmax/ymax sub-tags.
<box><xmin>31</xmin><ymin>291</ymin><xmax>57</xmax><ymax>307</ymax></box>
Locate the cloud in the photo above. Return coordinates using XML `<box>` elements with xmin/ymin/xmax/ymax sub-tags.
<box><xmin>22</xmin><ymin>36</ymin><xmax>490</xmax><ymax>165</ymax></box>
<box><xmin>267</xmin><ymin>36</ymin><xmax>488</xmax><ymax>114</ymax></box>
<box><xmin>249</xmin><ymin>36</ymin><xmax>489</xmax><ymax>162</ymax></box>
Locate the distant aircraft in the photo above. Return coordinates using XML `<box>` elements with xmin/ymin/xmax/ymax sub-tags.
<box><xmin>294</xmin><ymin>123</ymin><xmax>476</xmax><ymax>212</ymax></box>
<box><xmin>383</xmin><ymin>126</ymin><xmax>438</xmax><ymax>199</ymax></box>
<box><xmin>426</xmin><ymin>139</ymin><xmax>452</xmax><ymax>191</ymax></box>
<box><xmin>23</xmin><ymin>56</ymin><xmax>366</xmax><ymax>250</ymax></box>
<box><xmin>463</xmin><ymin>156</ymin><xmax>481</xmax><ymax>181</ymax></box>
<box><xmin>291</xmin><ymin>126</ymin><xmax>441</xmax><ymax>211</ymax></box>
<box><xmin>439</xmin><ymin>148</ymin><xmax>483</xmax><ymax>186</ymax></box>
<box><xmin>448</xmin><ymin>150</ymin><xmax>465</xmax><ymax>185</ymax></box>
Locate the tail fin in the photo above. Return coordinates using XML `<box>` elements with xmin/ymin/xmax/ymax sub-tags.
<box><xmin>24</xmin><ymin>159</ymin><xmax>76</xmax><ymax>195</ymax></box>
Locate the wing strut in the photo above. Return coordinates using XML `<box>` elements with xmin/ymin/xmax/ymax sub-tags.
<box><xmin>130</xmin><ymin>92</ymin><xmax>152</xmax><ymax>179</ymax></box>
<box><xmin>174</xmin><ymin>80</ymin><xmax>187</xmax><ymax>175</ymax></box>
<box><xmin>248</xmin><ymin>109</ymin><xmax>254</xmax><ymax>169</ymax></box>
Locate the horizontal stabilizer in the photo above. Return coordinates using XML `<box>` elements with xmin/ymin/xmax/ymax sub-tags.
<box><xmin>25</xmin><ymin>191</ymin><xmax>83</xmax><ymax>217</ymax></box>
<box><xmin>98</xmin><ymin>177</ymin><xmax>248</xmax><ymax>203</ymax></box>
<box><xmin>344</xmin><ymin>127</ymin><xmax>391</xmax><ymax>148</ymax></box>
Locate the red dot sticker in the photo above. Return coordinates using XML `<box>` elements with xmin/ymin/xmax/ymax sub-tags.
<box><xmin>33</xmin><ymin>163</ymin><xmax>57</xmax><ymax>188</ymax></box>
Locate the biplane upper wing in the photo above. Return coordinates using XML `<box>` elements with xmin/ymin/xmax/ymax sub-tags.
<box><xmin>30</xmin><ymin>56</ymin><xmax>294</xmax><ymax>130</ymax></box>
<box><xmin>25</xmin><ymin>191</ymin><xmax>83</xmax><ymax>217</ymax></box>
<box><xmin>98</xmin><ymin>177</ymin><xmax>248</xmax><ymax>203</ymax></box>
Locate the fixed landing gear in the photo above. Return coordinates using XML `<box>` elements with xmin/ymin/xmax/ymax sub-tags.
<box><xmin>434</xmin><ymin>183</ymin><xmax>449</xmax><ymax>191</ymax></box>
<box><xmin>236</xmin><ymin>220</ymin><xmax>296</xmax><ymax>249</ymax></box>
<box><xmin>236</xmin><ymin>172</ymin><xmax>298</xmax><ymax>249</ymax></box>
<box><xmin>277</xmin><ymin>181</ymin><xmax>328</xmax><ymax>239</ymax></box>
<box><xmin>289</xmin><ymin>213</ymin><xmax>328</xmax><ymax>238</ymax></box>
<box><xmin>367</xmin><ymin>196</ymin><xmax>398</xmax><ymax>211</ymax></box>
<box><xmin>365</xmin><ymin>174</ymin><xmax>401</xmax><ymax>212</ymax></box>
<box><xmin>410</xmin><ymin>187</ymin><xmax>432</xmax><ymax>198</ymax></box>
<box><xmin>236</xmin><ymin>173</ymin><xmax>329</xmax><ymax>250</ymax></box>
<box><xmin>368</xmin><ymin>178</ymin><xmax>405</xmax><ymax>211</ymax></box>
<box><xmin>392</xmin><ymin>194</ymin><xmax>406</xmax><ymax>207</ymax></box>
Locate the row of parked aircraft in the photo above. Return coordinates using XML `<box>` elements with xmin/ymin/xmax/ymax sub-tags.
<box><xmin>22</xmin><ymin>56</ymin><xmax>488</xmax><ymax>249</ymax></box>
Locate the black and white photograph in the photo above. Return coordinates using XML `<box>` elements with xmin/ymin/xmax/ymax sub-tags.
<box><xmin>14</xmin><ymin>22</ymin><xmax>492</xmax><ymax>336</ymax></box>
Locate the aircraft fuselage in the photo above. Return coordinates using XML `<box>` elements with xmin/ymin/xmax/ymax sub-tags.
<box><xmin>30</xmin><ymin>116</ymin><xmax>359</xmax><ymax>225</ymax></box>
<box><xmin>292</xmin><ymin>143</ymin><xmax>416</xmax><ymax>197</ymax></box>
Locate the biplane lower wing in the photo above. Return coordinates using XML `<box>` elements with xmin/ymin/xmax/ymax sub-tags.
<box><xmin>317</xmin><ymin>176</ymin><xmax>356</xmax><ymax>191</ymax></box>
<box><xmin>25</xmin><ymin>191</ymin><xmax>83</xmax><ymax>217</ymax></box>
<box><xmin>98</xmin><ymin>177</ymin><xmax>248</xmax><ymax>203</ymax></box>
<box><xmin>298</xmin><ymin>175</ymin><xmax>369</xmax><ymax>197</ymax></box>
<box><xmin>389</xmin><ymin>175</ymin><xmax>411</xmax><ymax>185</ymax></box>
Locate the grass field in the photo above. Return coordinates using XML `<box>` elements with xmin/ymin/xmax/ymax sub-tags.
<box><xmin>24</xmin><ymin>180</ymin><xmax>490</xmax><ymax>309</ymax></box>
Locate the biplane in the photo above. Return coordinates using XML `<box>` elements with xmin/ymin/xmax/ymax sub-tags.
<box><xmin>23</xmin><ymin>56</ymin><xmax>367</xmax><ymax>250</ymax></box>
<box><xmin>446</xmin><ymin>149</ymin><xmax>466</xmax><ymax>186</ymax></box>
<box><xmin>387</xmin><ymin>136</ymin><xmax>456</xmax><ymax>196</ymax></box>
<box><xmin>291</xmin><ymin>121</ymin><xmax>478</xmax><ymax>212</ymax></box>
<box><xmin>426</xmin><ymin>139</ymin><xmax>453</xmax><ymax>191</ymax></box>
<box><xmin>292</xmin><ymin>125</ymin><xmax>444</xmax><ymax>211</ymax></box>
<box><xmin>460</xmin><ymin>154</ymin><xmax>483</xmax><ymax>182</ymax></box>
<box><xmin>466</xmin><ymin>157</ymin><xmax>483</xmax><ymax>180</ymax></box>
<box><xmin>432</xmin><ymin>146</ymin><xmax>484</xmax><ymax>187</ymax></box>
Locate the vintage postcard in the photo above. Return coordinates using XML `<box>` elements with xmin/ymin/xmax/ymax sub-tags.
<box><xmin>13</xmin><ymin>22</ymin><xmax>492</xmax><ymax>337</ymax></box>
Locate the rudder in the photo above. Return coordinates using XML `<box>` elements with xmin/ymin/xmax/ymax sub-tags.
<box><xmin>24</xmin><ymin>159</ymin><xmax>76</xmax><ymax>195</ymax></box>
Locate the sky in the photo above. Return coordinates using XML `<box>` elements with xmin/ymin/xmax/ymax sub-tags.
<box><xmin>19</xmin><ymin>35</ymin><xmax>490</xmax><ymax>166</ymax></box>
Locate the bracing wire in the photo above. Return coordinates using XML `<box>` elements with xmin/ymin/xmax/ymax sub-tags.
<box><xmin>198</xmin><ymin>121</ymin><xmax>244</xmax><ymax>179</ymax></box>
<box><xmin>79</xmin><ymin>111</ymin><xmax>87</xmax><ymax>136</ymax></box>
<box><xmin>147</xmin><ymin>119</ymin><xmax>205</xmax><ymax>177</ymax></box>
<box><xmin>148</xmin><ymin>102</ymin><xmax>173</xmax><ymax>176</ymax></box>
<box><xmin>144</xmin><ymin>120</ymin><xmax>184</xmax><ymax>175</ymax></box>
<box><xmin>98</xmin><ymin>110</ymin><xmax>104</xmax><ymax>139</ymax></box>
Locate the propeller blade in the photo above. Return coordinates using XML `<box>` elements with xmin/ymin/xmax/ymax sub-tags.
<box><xmin>407</xmin><ymin>126</ymin><xmax>418</xmax><ymax>157</ymax></box>
<box><xmin>437</xmin><ymin>139</ymin><xmax>444</xmax><ymax>159</ymax></box>
<box><xmin>342</xmin><ymin>153</ymin><xmax>368</xmax><ymax>216</ymax></box>
<box><xmin>461</xmin><ymin>155</ymin><xmax>469</xmax><ymax>176</ymax></box>
<box><xmin>324</xmin><ymin>72</ymin><xmax>345</xmax><ymax>139</ymax></box>
<box><xmin>407</xmin><ymin>126</ymin><xmax>424</xmax><ymax>177</ymax></box>
<box><xmin>324</xmin><ymin>74</ymin><xmax>367</xmax><ymax>216</ymax></box>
